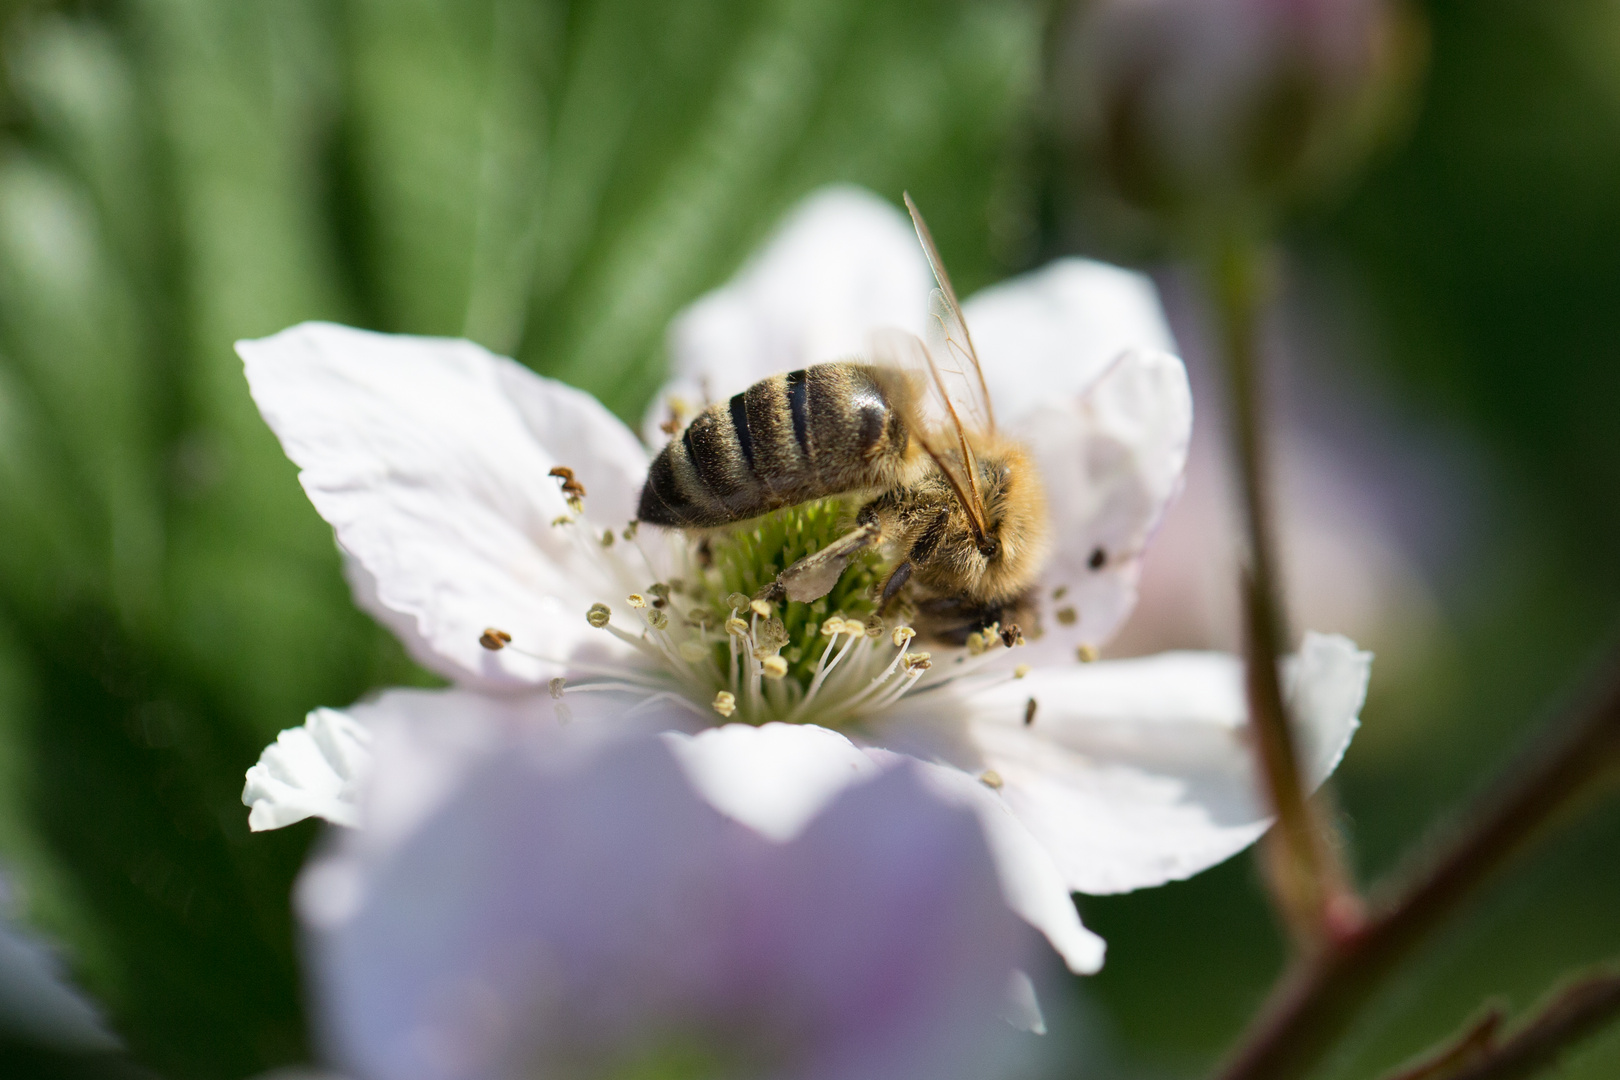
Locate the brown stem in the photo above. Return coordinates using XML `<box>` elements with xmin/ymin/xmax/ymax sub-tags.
<box><xmin>1211</xmin><ymin>236</ymin><xmax>1357</xmax><ymax>944</ymax></box>
<box><xmin>1379</xmin><ymin>1009</ymin><xmax>1504</xmax><ymax>1080</ymax></box>
<box><xmin>1213</xmin><ymin>648</ymin><xmax>1620</xmax><ymax>1080</ymax></box>
<box><xmin>1447</xmin><ymin>970</ymin><xmax>1620</xmax><ymax>1080</ymax></box>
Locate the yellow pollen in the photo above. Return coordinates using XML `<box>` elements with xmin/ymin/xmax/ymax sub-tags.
<box><xmin>627</xmin><ymin>594</ymin><xmax>647</xmax><ymax>609</ymax></box>
<box><xmin>712</xmin><ymin>691</ymin><xmax>737</xmax><ymax>718</ymax></box>
<box><xmin>749</xmin><ymin>599</ymin><xmax>773</xmax><ymax>618</ymax></box>
<box><xmin>892</xmin><ymin>626</ymin><xmax>916</xmax><ymax>648</ymax></box>
<box><xmin>979</xmin><ymin>770</ymin><xmax>1004</xmax><ymax>790</ymax></box>
<box><xmin>1014</xmin><ymin>664</ymin><xmax>1031</xmax><ymax>679</ymax></box>
<box><xmin>761</xmin><ymin>656</ymin><xmax>788</xmax><ymax>680</ymax></box>
<box><xmin>725</xmin><ymin>617</ymin><xmax>749</xmax><ymax>637</ymax></box>
<box><xmin>1077</xmin><ymin>643</ymin><xmax>1098</xmax><ymax>663</ymax></box>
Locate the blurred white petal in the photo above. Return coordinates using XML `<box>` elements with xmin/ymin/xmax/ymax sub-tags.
<box><xmin>239</xmin><ymin>323</ymin><xmax>650</xmax><ymax>688</ymax></box>
<box><xmin>669</xmin><ymin>723</ymin><xmax>1104</xmax><ymax>976</ymax></box>
<box><xmin>306</xmin><ymin>732</ymin><xmax>1037</xmax><ymax>1080</ymax></box>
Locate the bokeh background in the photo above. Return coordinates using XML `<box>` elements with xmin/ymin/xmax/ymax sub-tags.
<box><xmin>0</xmin><ymin>1</ymin><xmax>1617</xmax><ymax>1077</ymax></box>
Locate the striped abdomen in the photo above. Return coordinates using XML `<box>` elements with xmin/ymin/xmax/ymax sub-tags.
<box><xmin>638</xmin><ymin>363</ymin><xmax>911</xmax><ymax>528</ymax></box>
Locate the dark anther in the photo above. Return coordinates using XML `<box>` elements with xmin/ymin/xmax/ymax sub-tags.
<box><xmin>1000</xmin><ymin>624</ymin><xmax>1019</xmax><ymax>649</ymax></box>
<box><xmin>549</xmin><ymin>465</ymin><xmax>587</xmax><ymax>499</ymax></box>
<box><xmin>1024</xmin><ymin>697</ymin><xmax>1038</xmax><ymax>727</ymax></box>
<box><xmin>480</xmin><ymin>628</ymin><xmax>513</xmax><ymax>651</ymax></box>
<box><xmin>1088</xmin><ymin>547</ymin><xmax>1107</xmax><ymax>570</ymax></box>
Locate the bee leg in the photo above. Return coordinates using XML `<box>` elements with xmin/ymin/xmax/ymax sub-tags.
<box><xmin>772</xmin><ymin>522</ymin><xmax>881</xmax><ymax>603</ymax></box>
<box><xmin>878</xmin><ymin>560</ymin><xmax>913</xmax><ymax>607</ymax></box>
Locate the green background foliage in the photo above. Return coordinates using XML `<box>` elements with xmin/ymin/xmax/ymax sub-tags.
<box><xmin>0</xmin><ymin>0</ymin><xmax>1616</xmax><ymax>1077</ymax></box>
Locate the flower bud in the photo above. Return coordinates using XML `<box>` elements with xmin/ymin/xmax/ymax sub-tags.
<box><xmin>1057</xmin><ymin>0</ymin><xmax>1421</xmax><ymax>228</ymax></box>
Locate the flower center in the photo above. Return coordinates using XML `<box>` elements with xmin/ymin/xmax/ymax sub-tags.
<box><xmin>486</xmin><ymin>493</ymin><xmax>1025</xmax><ymax>729</ymax></box>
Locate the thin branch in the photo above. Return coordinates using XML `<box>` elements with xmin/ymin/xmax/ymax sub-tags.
<box><xmin>1211</xmin><ymin>236</ymin><xmax>1359</xmax><ymax>945</ymax></box>
<box><xmin>1380</xmin><ymin>1008</ymin><xmax>1504</xmax><ymax>1080</ymax></box>
<box><xmin>1212</xmin><ymin>646</ymin><xmax>1620</xmax><ymax>1080</ymax></box>
<box><xmin>1448</xmin><ymin>971</ymin><xmax>1620</xmax><ymax>1080</ymax></box>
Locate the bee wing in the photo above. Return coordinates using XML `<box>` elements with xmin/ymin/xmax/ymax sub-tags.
<box><xmin>905</xmin><ymin>192</ymin><xmax>996</xmax><ymax>435</ymax></box>
<box><xmin>870</xmin><ymin>327</ymin><xmax>991</xmax><ymax>544</ymax></box>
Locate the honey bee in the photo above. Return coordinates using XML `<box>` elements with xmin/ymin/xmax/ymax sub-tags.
<box><xmin>637</xmin><ymin>196</ymin><xmax>1049</xmax><ymax>645</ymax></box>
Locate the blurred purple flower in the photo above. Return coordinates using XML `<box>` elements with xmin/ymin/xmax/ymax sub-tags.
<box><xmin>299</xmin><ymin>724</ymin><xmax>1043</xmax><ymax>1080</ymax></box>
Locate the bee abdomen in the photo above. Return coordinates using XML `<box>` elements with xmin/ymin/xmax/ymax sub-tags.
<box><xmin>638</xmin><ymin>363</ymin><xmax>906</xmax><ymax>528</ymax></box>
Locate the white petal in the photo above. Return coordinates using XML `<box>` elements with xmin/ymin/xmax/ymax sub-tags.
<box><xmin>883</xmin><ymin>633</ymin><xmax>1370</xmax><ymax>895</ymax></box>
<box><xmin>1015</xmin><ymin>349</ymin><xmax>1193</xmax><ymax>662</ymax></box>
<box><xmin>671</xmin><ymin>724</ymin><xmax>1104</xmax><ymax>974</ymax></box>
<box><xmin>664</xmin><ymin>722</ymin><xmax>881</xmax><ymax>842</ymax></box>
<box><xmin>239</xmin><ymin>322</ymin><xmax>651</xmax><ymax>688</ymax></box>
<box><xmin>963</xmin><ymin>258</ymin><xmax>1178</xmax><ymax>425</ymax></box>
<box><xmin>645</xmin><ymin>185</ymin><xmax>932</xmax><ymax>443</ymax></box>
<box><xmin>243</xmin><ymin>708</ymin><xmax>372</xmax><ymax>831</ymax></box>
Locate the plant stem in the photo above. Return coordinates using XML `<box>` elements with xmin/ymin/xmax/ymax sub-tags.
<box><xmin>1212</xmin><ymin>649</ymin><xmax>1620</xmax><ymax>1080</ymax></box>
<box><xmin>1209</xmin><ymin>234</ymin><xmax>1357</xmax><ymax>945</ymax></box>
<box><xmin>1446</xmin><ymin>969</ymin><xmax>1620</xmax><ymax>1080</ymax></box>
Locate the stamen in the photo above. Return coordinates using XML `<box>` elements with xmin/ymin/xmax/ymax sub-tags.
<box><xmin>725</xmin><ymin>592</ymin><xmax>750</xmax><ymax>613</ymax></box>
<box><xmin>1077</xmin><ymin>644</ymin><xmax>1098</xmax><ymax>663</ymax></box>
<box><xmin>1014</xmin><ymin>664</ymin><xmax>1031</xmax><ymax>679</ymax></box>
<box><xmin>979</xmin><ymin>770</ymin><xmax>1004</xmax><ymax>790</ymax></box>
<box><xmin>601</xmin><ymin>529</ymin><xmax>615</xmax><ymax>548</ymax></box>
<box><xmin>627</xmin><ymin>594</ymin><xmax>647</xmax><ymax>609</ymax></box>
<box><xmin>479</xmin><ymin>628</ymin><xmax>513</xmax><ymax>651</ymax></box>
<box><xmin>1023</xmin><ymin>697</ymin><xmax>1037</xmax><ymax>727</ymax></box>
<box><xmin>749</xmin><ymin>598</ymin><xmax>773</xmax><ymax>618</ymax></box>
<box><xmin>646</xmin><ymin>609</ymin><xmax>669</xmax><ymax>631</ymax></box>
<box><xmin>1055</xmin><ymin>607</ymin><xmax>1077</xmax><ymax>626</ymax></box>
<box><xmin>678</xmin><ymin>640</ymin><xmax>710</xmax><ymax>663</ymax></box>
<box><xmin>713</xmin><ymin>691</ymin><xmax>737</xmax><ymax>718</ymax></box>
<box><xmin>549</xmin><ymin>677</ymin><xmax>567</xmax><ymax>699</ymax></box>
<box><xmin>892</xmin><ymin>626</ymin><xmax>916</xmax><ymax>648</ymax></box>
<box><xmin>587</xmin><ymin>603</ymin><xmax>612</xmax><ymax>629</ymax></box>
<box><xmin>762</xmin><ymin>655</ymin><xmax>788</xmax><ymax>680</ymax></box>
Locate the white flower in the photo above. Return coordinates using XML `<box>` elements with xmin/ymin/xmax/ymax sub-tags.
<box><xmin>238</xmin><ymin>185</ymin><xmax>1371</xmax><ymax>978</ymax></box>
<box><xmin>302</xmin><ymin>725</ymin><xmax>1045</xmax><ymax>1080</ymax></box>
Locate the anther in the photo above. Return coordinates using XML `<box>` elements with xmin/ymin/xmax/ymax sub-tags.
<box><xmin>646</xmin><ymin>609</ymin><xmax>669</xmax><ymax>631</ymax></box>
<box><xmin>549</xmin><ymin>677</ymin><xmax>567</xmax><ymax>700</ymax></box>
<box><xmin>1088</xmin><ymin>547</ymin><xmax>1107</xmax><ymax>570</ymax></box>
<box><xmin>864</xmin><ymin>614</ymin><xmax>885</xmax><ymax>638</ymax></box>
<box><xmin>622</xmin><ymin>520</ymin><xmax>639</xmax><ymax>541</ymax></box>
<box><xmin>1077</xmin><ymin>643</ymin><xmax>1098</xmax><ymax>663</ymax></box>
<box><xmin>725</xmin><ymin>617</ymin><xmax>749</xmax><ymax>637</ymax></box>
<box><xmin>1000</xmin><ymin>624</ymin><xmax>1021</xmax><ymax>649</ymax></box>
<box><xmin>1055</xmin><ymin>606</ymin><xmax>1077</xmax><ymax>626</ymax></box>
<box><xmin>479</xmin><ymin>628</ymin><xmax>512</xmax><ymax>651</ymax></box>
<box><xmin>548</xmin><ymin>465</ymin><xmax>587</xmax><ymax>499</ymax></box>
<box><xmin>725</xmin><ymin>592</ymin><xmax>750</xmax><ymax>612</ymax></box>
<box><xmin>627</xmin><ymin>594</ymin><xmax>647</xmax><ymax>609</ymax></box>
<box><xmin>966</xmin><ymin>632</ymin><xmax>986</xmax><ymax>657</ymax></box>
<box><xmin>904</xmin><ymin>651</ymin><xmax>932</xmax><ymax>673</ymax></box>
<box><xmin>712</xmin><ymin>691</ymin><xmax>737</xmax><ymax>718</ymax></box>
<box><xmin>761</xmin><ymin>656</ymin><xmax>788</xmax><ymax>680</ymax></box>
<box><xmin>1014</xmin><ymin>664</ymin><xmax>1031</xmax><ymax>679</ymax></box>
<box><xmin>600</xmin><ymin>529</ymin><xmax>615</xmax><ymax>548</ymax></box>
<box><xmin>1052</xmin><ymin>585</ymin><xmax>1068</xmax><ymax>600</ymax></box>
<box><xmin>821</xmin><ymin>617</ymin><xmax>843</xmax><ymax>638</ymax></box>
<box><xmin>678</xmin><ymin>640</ymin><xmax>709</xmax><ymax>663</ymax></box>
<box><xmin>754</xmin><ymin>618</ymin><xmax>789</xmax><ymax>653</ymax></box>
<box><xmin>749</xmin><ymin>598</ymin><xmax>773</xmax><ymax>618</ymax></box>
<box><xmin>587</xmin><ymin>603</ymin><xmax>612</xmax><ymax>628</ymax></box>
<box><xmin>649</xmin><ymin>583</ymin><xmax>672</xmax><ymax>607</ymax></box>
<box><xmin>979</xmin><ymin>770</ymin><xmax>1004</xmax><ymax>790</ymax></box>
<box><xmin>892</xmin><ymin>626</ymin><xmax>916</xmax><ymax>648</ymax></box>
<box><xmin>1023</xmin><ymin>697</ymin><xmax>1037</xmax><ymax>727</ymax></box>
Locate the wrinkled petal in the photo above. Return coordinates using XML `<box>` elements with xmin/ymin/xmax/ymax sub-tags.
<box><xmin>239</xmin><ymin>322</ymin><xmax>651</xmax><ymax>688</ymax></box>
<box><xmin>1015</xmin><ymin>349</ymin><xmax>1193</xmax><ymax>662</ymax></box>
<box><xmin>877</xmin><ymin>632</ymin><xmax>1370</xmax><ymax>895</ymax></box>
<box><xmin>645</xmin><ymin>186</ymin><xmax>932</xmax><ymax>443</ymax></box>
<box><xmin>669</xmin><ymin>723</ymin><xmax>1104</xmax><ymax>975</ymax></box>
<box><xmin>243</xmin><ymin>707</ymin><xmax>372</xmax><ymax>831</ymax></box>
<box><xmin>963</xmin><ymin>258</ymin><xmax>1178</xmax><ymax>425</ymax></box>
<box><xmin>306</xmin><ymin>732</ymin><xmax>1034</xmax><ymax>1080</ymax></box>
